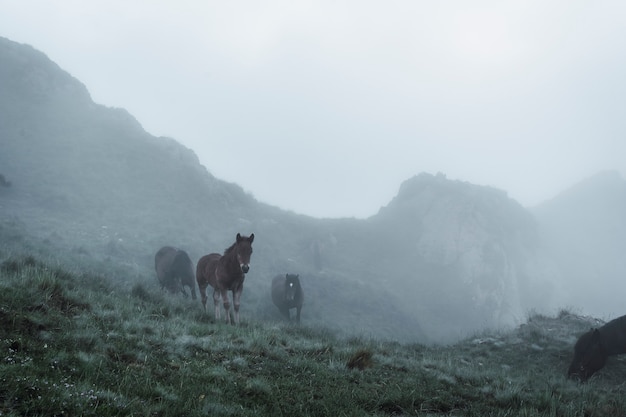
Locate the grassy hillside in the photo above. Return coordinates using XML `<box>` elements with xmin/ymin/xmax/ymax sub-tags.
<box><xmin>1</xmin><ymin>249</ymin><xmax>625</xmax><ymax>416</ymax></box>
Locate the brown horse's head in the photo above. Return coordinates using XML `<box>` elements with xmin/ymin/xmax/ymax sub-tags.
<box><xmin>568</xmin><ymin>328</ymin><xmax>607</xmax><ymax>381</ymax></box>
<box><xmin>235</xmin><ymin>233</ymin><xmax>254</xmax><ymax>273</ymax></box>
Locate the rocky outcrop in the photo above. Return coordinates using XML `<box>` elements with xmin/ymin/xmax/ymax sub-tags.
<box><xmin>372</xmin><ymin>173</ymin><xmax>561</xmax><ymax>340</ymax></box>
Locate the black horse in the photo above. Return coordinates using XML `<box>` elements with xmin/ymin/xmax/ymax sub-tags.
<box><xmin>154</xmin><ymin>246</ymin><xmax>196</xmax><ymax>299</ymax></box>
<box><xmin>271</xmin><ymin>274</ymin><xmax>303</xmax><ymax>322</ymax></box>
<box><xmin>568</xmin><ymin>314</ymin><xmax>626</xmax><ymax>381</ymax></box>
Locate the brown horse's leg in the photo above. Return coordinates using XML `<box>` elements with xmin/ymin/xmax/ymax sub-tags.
<box><xmin>220</xmin><ymin>289</ymin><xmax>232</xmax><ymax>324</ymax></box>
<box><xmin>198</xmin><ymin>281</ymin><xmax>209</xmax><ymax>312</ymax></box>
<box><xmin>232</xmin><ymin>287</ymin><xmax>243</xmax><ymax>325</ymax></box>
<box><xmin>213</xmin><ymin>289</ymin><xmax>222</xmax><ymax>321</ymax></box>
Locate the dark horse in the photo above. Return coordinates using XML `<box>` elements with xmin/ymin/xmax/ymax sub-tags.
<box><xmin>568</xmin><ymin>314</ymin><xmax>626</xmax><ymax>381</ymax></box>
<box><xmin>271</xmin><ymin>274</ymin><xmax>303</xmax><ymax>323</ymax></box>
<box><xmin>154</xmin><ymin>246</ymin><xmax>196</xmax><ymax>299</ymax></box>
<box><xmin>196</xmin><ymin>233</ymin><xmax>254</xmax><ymax>324</ymax></box>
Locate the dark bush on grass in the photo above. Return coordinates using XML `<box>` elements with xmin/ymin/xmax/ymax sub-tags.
<box><xmin>347</xmin><ymin>349</ymin><xmax>374</xmax><ymax>370</ymax></box>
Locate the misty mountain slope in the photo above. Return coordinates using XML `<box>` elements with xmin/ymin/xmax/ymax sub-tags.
<box><xmin>0</xmin><ymin>36</ymin><xmax>279</xmax><ymax>258</ymax></box>
<box><xmin>360</xmin><ymin>173</ymin><xmax>562</xmax><ymax>342</ymax></box>
<box><xmin>0</xmin><ymin>33</ymin><xmax>553</xmax><ymax>343</ymax></box>
<box><xmin>533</xmin><ymin>170</ymin><xmax>626</xmax><ymax>318</ymax></box>
<box><xmin>0</xmin><ymin>37</ymin><xmax>428</xmax><ymax>342</ymax></box>
<box><xmin>0</xmin><ymin>36</ymin><xmax>295</xmax><ymax>292</ymax></box>
<box><xmin>5</xmin><ymin>36</ymin><xmax>620</xmax><ymax>344</ymax></box>
<box><xmin>0</xmin><ymin>36</ymin><xmax>312</xmax><ymax>268</ymax></box>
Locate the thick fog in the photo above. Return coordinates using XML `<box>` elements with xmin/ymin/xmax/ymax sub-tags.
<box><xmin>2</xmin><ymin>3</ymin><xmax>626</xmax><ymax>345</ymax></box>
<box><xmin>1</xmin><ymin>1</ymin><xmax>625</xmax><ymax>218</ymax></box>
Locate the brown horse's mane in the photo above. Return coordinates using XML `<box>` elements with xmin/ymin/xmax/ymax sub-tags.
<box><xmin>223</xmin><ymin>242</ymin><xmax>237</xmax><ymax>256</ymax></box>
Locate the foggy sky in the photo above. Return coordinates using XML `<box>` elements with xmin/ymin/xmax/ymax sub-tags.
<box><xmin>1</xmin><ymin>1</ymin><xmax>625</xmax><ymax>218</ymax></box>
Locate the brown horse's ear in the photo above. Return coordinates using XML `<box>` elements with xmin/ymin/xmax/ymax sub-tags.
<box><xmin>249</xmin><ymin>233</ymin><xmax>254</xmax><ymax>243</ymax></box>
<box><xmin>236</xmin><ymin>233</ymin><xmax>242</xmax><ymax>242</ymax></box>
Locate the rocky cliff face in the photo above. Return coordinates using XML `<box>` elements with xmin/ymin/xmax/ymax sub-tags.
<box><xmin>370</xmin><ymin>173</ymin><xmax>562</xmax><ymax>341</ymax></box>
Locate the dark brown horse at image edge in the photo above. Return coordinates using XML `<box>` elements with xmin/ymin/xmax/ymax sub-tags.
<box><xmin>271</xmin><ymin>274</ymin><xmax>303</xmax><ymax>323</ymax></box>
<box><xmin>154</xmin><ymin>246</ymin><xmax>197</xmax><ymax>299</ymax></box>
<box><xmin>568</xmin><ymin>314</ymin><xmax>626</xmax><ymax>381</ymax></box>
<box><xmin>196</xmin><ymin>233</ymin><xmax>254</xmax><ymax>324</ymax></box>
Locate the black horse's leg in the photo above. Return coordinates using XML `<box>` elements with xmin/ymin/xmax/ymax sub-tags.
<box><xmin>180</xmin><ymin>284</ymin><xmax>189</xmax><ymax>298</ymax></box>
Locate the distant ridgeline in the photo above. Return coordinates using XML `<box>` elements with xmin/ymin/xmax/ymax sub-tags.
<box><xmin>532</xmin><ymin>170</ymin><xmax>626</xmax><ymax>320</ymax></box>
<box><xmin>1</xmin><ymin>36</ymin><xmax>625</xmax><ymax>343</ymax></box>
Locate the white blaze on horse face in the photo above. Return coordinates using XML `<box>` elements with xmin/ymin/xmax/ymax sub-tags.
<box><xmin>286</xmin><ymin>282</ymin><xmax>295</xmax><ymax>301</ymax></box>
<box><xmin>237</xmin><ymin>254</ymin><xmax>250</xmax><ymax>273</ymax></box>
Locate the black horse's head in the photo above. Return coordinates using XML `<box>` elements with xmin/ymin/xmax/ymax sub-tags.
<box><xmin>568</xmin><ymin>328</ymin><xmax>607</xmax><ymax>382</ymax></box>
<box><xmin>284</xmin><ymin>274</ymin><xmax>300</xmax><ymax>302</ymax></box>
<box><xmin>235</xmin><ymin>233</ymin><xmax>254</xmax><ymax>273</ymax></box>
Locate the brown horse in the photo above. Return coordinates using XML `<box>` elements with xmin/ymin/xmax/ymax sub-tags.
<box><xmin>568</xmin><ymin>314</ymin><xmax>626</xmax><ymax>381</ymax></box>
<box><xmin>196</xmin><ymin>233</ymin><xmax>254</xmax><ymax>324</ymax></box>
<box><xmin>154</xmin><ymin>246</ymin><xmax>196</xmax><ymax>299</ymax></box>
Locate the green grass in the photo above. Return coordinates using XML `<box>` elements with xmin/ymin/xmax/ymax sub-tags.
<box><xmin>1</xmin><ymin>255</ymin><xmax>626</xmax><ymax>416</ymax></box>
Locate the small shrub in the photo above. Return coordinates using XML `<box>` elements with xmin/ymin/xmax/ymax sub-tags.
<box><xmin>347</xmin><ymin>349</ymin><xmax>373</xmax><ymax>370</ymax></box>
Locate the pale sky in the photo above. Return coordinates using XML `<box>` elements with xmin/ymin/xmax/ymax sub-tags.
<box><xmin>1</xmin><ymin>1</ymin><xmax>625</xmax><ymax>218</ymax></box>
